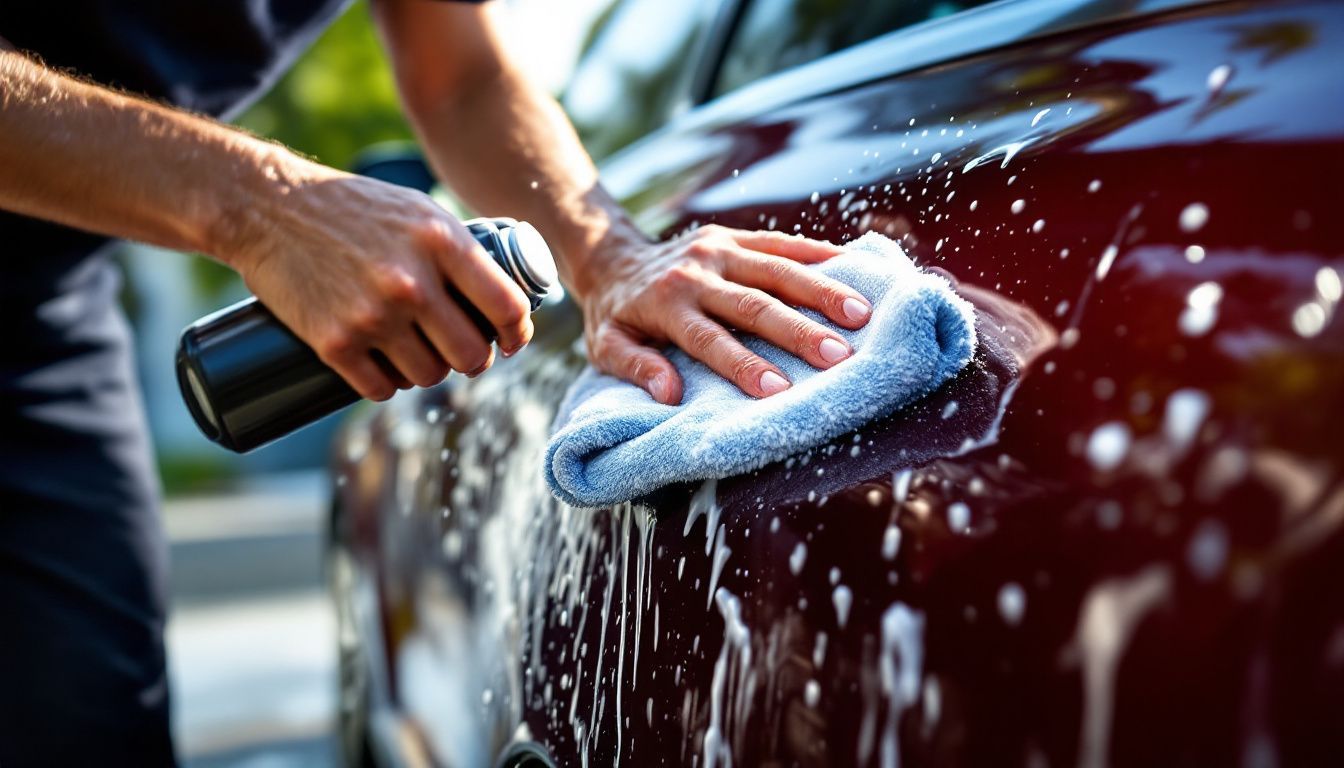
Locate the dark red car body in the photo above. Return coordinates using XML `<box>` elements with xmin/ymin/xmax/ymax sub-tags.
<box><xmin>329</xmin><ymin>0</ymin><xmax>1344</xmax><ymax>766</ymax></box>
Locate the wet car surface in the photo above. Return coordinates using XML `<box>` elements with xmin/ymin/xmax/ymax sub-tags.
<box><xmin>330</xmin><ymin>0</ymin><xmax>1344</xmax><ymax>765</ymax></box>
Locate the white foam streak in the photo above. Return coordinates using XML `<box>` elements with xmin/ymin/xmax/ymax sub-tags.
<box><xmin>879</xmin><ymin>604</ymin><xmax>926</xmax><ymax>768</ymax></box>
<box><xmin>833</xmin><ymin>585</ymin><xmax>854</xmax><ymax>629</ymax></box>
<box><xmin>1163</xmin><ymin>389</ymin><xmax>1211</xmax><ymax>457</ymax></box>
<box><xmin>1074</xmin><ymin>567</ymin><xmax>1171</xmax><ymax>768</ymax></box>
<box><xmin>962</xmin><ymin>138</ymin><xmax>1035</xmax><ymax>172</ymax></box>
<box><xmin>789</xmin><ymin>542</ymin><xmax>808</xmax><ymax>575</ymax></box>
<box><xmin>704</xmin><ymin>589</ymin><xmax>753</xmax><ymax>768</ymax></box>
<box><xmin>707</xmin><ymin>524</ymin><xmax>732</xmax><ymax>610</ymax></box>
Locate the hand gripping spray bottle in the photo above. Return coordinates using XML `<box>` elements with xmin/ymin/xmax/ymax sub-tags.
<box><xmin>175</xmin><ymin>217</ymin><xmax>556</xmax><ymax>452</ymax></box>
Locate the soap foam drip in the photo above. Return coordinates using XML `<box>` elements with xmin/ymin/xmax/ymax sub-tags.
<box><xmin>704</xmin><ymin>589</ymin><xmax>755</xmax><ymax>768</ymax></box>
<box><xmin>833</xmin><ymin>585</ymin><xmax>854</xmax><ymax>629</ymax></box>
<box><xmin>879</xmin><ymin>604</ymin><xmax>926</xmax><ymax>768</ymax></box>
<box><xmin>1074</xmin><ymin>567</ymin><xmax>1171</xmax><ymax>768</ymax></box>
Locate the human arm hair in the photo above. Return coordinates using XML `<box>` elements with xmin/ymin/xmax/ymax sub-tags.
<box><xmin>375</xmin><ymin>1</ymin><xmax>868</xmax><ymax>403</ymax></box>
<box><xmin>0</xmin><ymin>46</ymin><xmax>292</xmax><ymax>257</ymax></box>
<box><xmin>0</xmin><ymin>40</ymin><xmax>532</xmax><ymax>398</ymax></box>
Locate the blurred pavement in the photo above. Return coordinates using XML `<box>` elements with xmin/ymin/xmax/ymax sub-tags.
<box><xmin>164</xmin><ymin>470</ymin><xmax>338</xmax><ymax>768</ymax></box>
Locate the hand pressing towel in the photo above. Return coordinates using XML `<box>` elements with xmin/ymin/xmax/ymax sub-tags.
<box><xmin>544</xmin><ymin>232</ymin><xmax>977</xmax><ymax>507</ymax></box>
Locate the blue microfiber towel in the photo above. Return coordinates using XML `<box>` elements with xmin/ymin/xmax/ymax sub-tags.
<box><xmin>544</xmin><ymin>232</ymin><xmax>978</xmax><ymax>508</ymax></box>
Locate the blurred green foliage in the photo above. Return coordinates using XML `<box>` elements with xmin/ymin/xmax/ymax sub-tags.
<box><xmin>184</xmin><ymin>255</ymin><xmax>242</xmax><ymax>305</ymax></box>
<box><xmin>184</xmin><ymin>0</ymin><xmax>414</xmax><ymax>304</ymax></box>
<box><xmin>159</xmin><ymin>453</ymin><xmax>240</xmax><ymax>495</ymax></box>
<box><xmin>239</xmin><ymin>1</ymin><xmax>414</xmax><ymax>169</ymax></box>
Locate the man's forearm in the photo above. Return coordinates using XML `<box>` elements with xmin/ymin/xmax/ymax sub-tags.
<box><xmin>0</xmin><ymin>49</ymin><xmax>295</xmax><ymax>259</ymax></box>
<box><xmin>375</xmin><ymin>1</ymin><xmax>868</xmax><ymax>404</ymax></box>
<box><xmin>380</xmin><ymin>7</ymin><xmax>644</xmax><ymax>304</ymax></box>
<box><xmin>425</xmin><ymin>73</ymin><xmax>640</xmax><ymax>301</ymax></box>
<box><xmin>1</xmin><ymin>39</ymin><xmax>538</xmax><ymax>398</ymax></box>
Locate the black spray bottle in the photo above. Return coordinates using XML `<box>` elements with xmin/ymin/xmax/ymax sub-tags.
<box><xmin>175</xmin><ymin>217</ymin><xmax>555</xmax><ymax>453</ymax></box>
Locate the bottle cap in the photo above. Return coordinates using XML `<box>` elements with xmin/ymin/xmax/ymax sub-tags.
<box><xmin>506</xmin><ymin>221</ymin><xmax>557</xmax><ymax>295</ymax></box>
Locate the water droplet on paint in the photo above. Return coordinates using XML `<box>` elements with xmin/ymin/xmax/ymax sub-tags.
<box><xmin>1316</xmin><ymin>266</ymin><xmax>1341</xmax><ymax>302</ymax></box>
<box><xmin>892</xmin><ymin>469</ymin><xmax>912</xmax><ymax>501</ymax></box>
<box><xmin>882</xmin><ymin>524</ymin><xmax>902</xmax><ymax>560</ymax></box>
<box><xmin>1179</xmin><ymin>281</ymin><xmax>1223</xmax><ymax>336</ymax></box>
<box><xmin>1096</xmin><ymin>245</ymin><xmax>1119</xmax><ymax>280</ymax></box>
<box><xmin>1206</xmin><ymin>64</ymin><xmax>1233</xmax><ymax>96</ymax></box>
<box><xmin>789</xmin><ymin>542</ymin><xmax>807</xmax><ymax>575</ymax></box>
<box><xmin>1187</xmin><ymin>519</ymin><xmax>1229</xmax><ymax>580</ymax></box>
<box><xmin>832</xmin><ymin>585</ymin><xmax>853</xmax><ymax>628</ymax></box>
<box><xmin>1163</xmin><ymin>389</ymin><xmax>1211</xmax><ymax>456</ymax></box>
<box><xmin>947</xmin><ymin>502</ymin><xmax>970</xmax><ymax>532</ymax></box>
<box><xmin>997</xmin><ymin>582</ymin><xmax>1026</xmax><ymax>626</ymax></box>
<box><xmin>1086</xmin><ymin>422</ymin><xmax>1131</xmax><ymax>472</ymax></box>
<box><xmin>1180</xmin><ymin>203</ymin><xmax>1210</xmax><ymax>233</ymax></box>
<box><xmin>1292</xmin><ymin>302</ymin><xmax>1328</xmax><ymax>337</ymax></box>
<box><xmin>1093</xmin><ymin>377</ymin><xmax>1116</xmax><ymax>400</ymax></box>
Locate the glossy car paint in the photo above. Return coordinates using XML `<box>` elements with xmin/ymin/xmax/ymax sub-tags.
<box><xmin>331</xmin><ymin>0</ymin><xmax>1344</xmax><ymax>765</ymax></box>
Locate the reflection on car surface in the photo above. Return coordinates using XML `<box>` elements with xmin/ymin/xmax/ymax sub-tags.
<box><xmin>330</xmin><ymin>0</ymin><xmax>1344</xmax><ymax>766</ymax></box>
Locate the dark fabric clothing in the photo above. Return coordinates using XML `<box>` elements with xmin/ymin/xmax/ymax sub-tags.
<box><xmin>0</xmin><ymin>0</ymin><xmax>355</xmax><ymax>120</ymax></box>
<box><xmin>0</xmin><ymin>0</ymin><xmax>467</xmax><ymax>762</ymax></box>
<box><xmin>0</xmin><ymin>0</ymin><xmax>355</xmax><ymax>304</ymax></box>
<box><xmin>0</xmin><ymin>258</ymin><xmax>172</xmax><ymax>765</ymax></box>
<box><xmin>0</xmin><ymin>1</ymin><xmax>350</xmax><ymax>757</ymax></box>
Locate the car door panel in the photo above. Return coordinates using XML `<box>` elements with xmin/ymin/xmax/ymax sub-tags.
<box><xmin>334</xmin><ymin>0</ymin><xmax>1343</xmax><ymax>765</ymax></box>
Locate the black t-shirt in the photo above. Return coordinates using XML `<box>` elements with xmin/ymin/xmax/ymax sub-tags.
<box><xmin>0</xmin><ymin>0</ymin><xmax>479</xmax><ymax>307</ymax></box>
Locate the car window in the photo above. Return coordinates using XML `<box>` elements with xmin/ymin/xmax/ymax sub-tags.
<box><xmin>564</xmin><ymin>0</ymin><xmax>724</xmax><ymax>160</ymax></box>
<box><xmin>714</xmin><ymin>0</ymin><xmax>998</xmax><ymax>98</ymax></box>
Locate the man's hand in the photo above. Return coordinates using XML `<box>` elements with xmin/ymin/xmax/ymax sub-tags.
<box><xmin>0</xmin><ymin>50</ymin><xmax>535</xmax><ymax>402</ymax></box>
<box><xmin>218</xmin><ymin>159</ymin><xmax>535</xmax><ymax>402</ymax></box>
<box><xmin>574</xmin><ymin>225</ymin><xmax>870</xmax><ymax>405</ymax></box>
<box><xmin>377</xmin><ymin>3</ymin><xmax>871</xmax><ymax>406</ymax></box>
